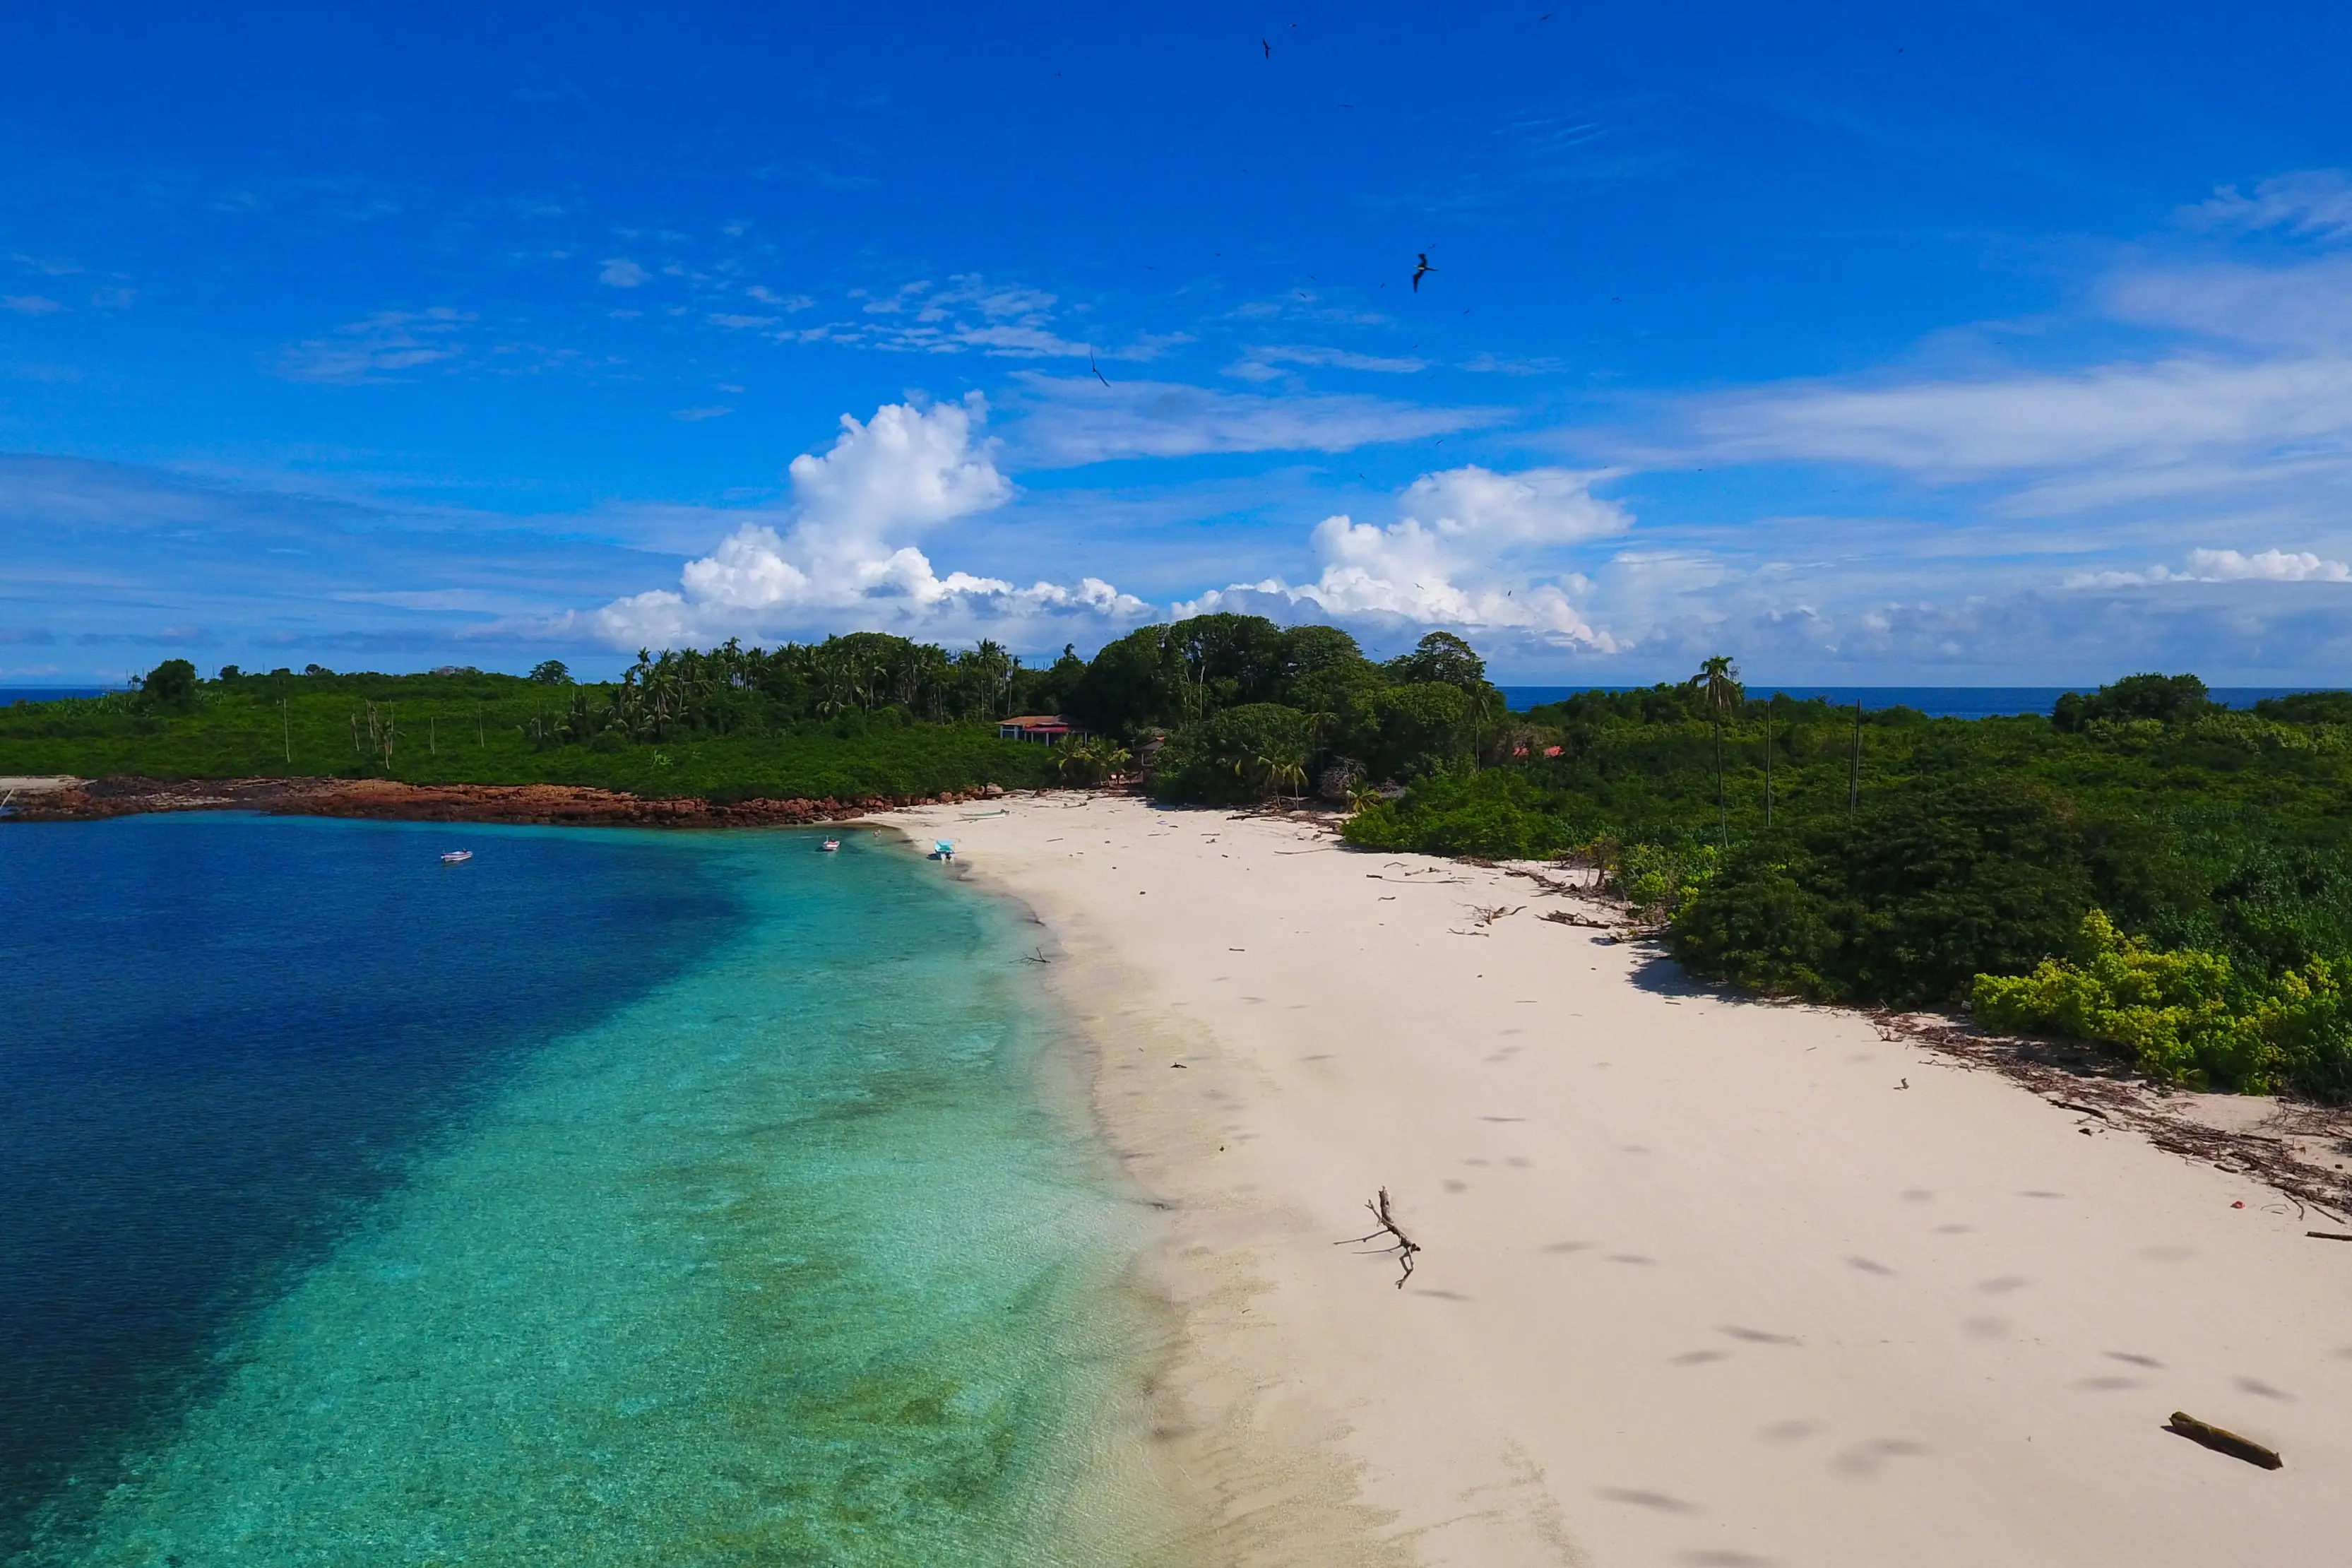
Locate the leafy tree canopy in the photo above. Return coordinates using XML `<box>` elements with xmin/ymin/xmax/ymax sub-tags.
<box><xmin>1384</xmin><ymin>630</ymin><xmax>1487</xmax><ymax>691</ymax></box>
<box><xmin>2052</xmin><ymin>672</ymin><xmax>2210</xmax><ymax>731</ymax></box>
<box><xmin>141</xmin><ymin>658</ymin><xmax>198</xmax><ymax>710</ymax></box>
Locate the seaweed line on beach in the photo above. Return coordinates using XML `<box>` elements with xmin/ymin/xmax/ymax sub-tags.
<box><xmin>1873</xmin><ymin>1010</ymin><xmax>2352</xmax><ymax>1225</ymax></box>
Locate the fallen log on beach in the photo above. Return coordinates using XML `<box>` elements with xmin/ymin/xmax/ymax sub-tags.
<box><xmin>2165</xmin><ymin>1412</ymin><xmax>2283</xmax><ymax>1470</ymax></box>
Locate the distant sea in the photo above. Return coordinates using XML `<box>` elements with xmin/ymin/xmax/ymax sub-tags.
<box><xmin>0</xmin><ymin>814</ymin><xmax>1151</xmax><ymax>1565</ymax></box>
<box><xmin>1499</xmin><ymin>685</ymin><xmax>2344</xmax><ymax>720</ymax></box>
<box><xmin>0</xmin><ymin>688</ymin><xmax>117</xmax><ymax>705</ymax></box>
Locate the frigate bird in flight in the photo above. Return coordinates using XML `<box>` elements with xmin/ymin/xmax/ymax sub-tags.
<box><xmin>1090</xmin><ymin>350</ymin><xmax>1110</xmax><ymax>388</ymax></box>
<box><xmin>1411</xmin><ymin>253</ymin><xmax>1436</xmax><ymax>292</ymax></box>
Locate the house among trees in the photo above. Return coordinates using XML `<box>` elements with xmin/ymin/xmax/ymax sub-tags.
<box><xmin>997</xmin><ymin>713</ymin><xmax>1084</xmax><ymax>744</ymax></box>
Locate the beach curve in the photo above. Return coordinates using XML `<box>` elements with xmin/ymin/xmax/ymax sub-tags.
<box><xmin>885</xmin><ymin>791</ymin><xmax>2352</xmax><ymax>1568</ymax></box>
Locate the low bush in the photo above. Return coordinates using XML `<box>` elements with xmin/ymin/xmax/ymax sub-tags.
<box><xmin>1971</xmin><ymin>910</ymin><xmax>2352</xmax><ymax>1098</ymax></box>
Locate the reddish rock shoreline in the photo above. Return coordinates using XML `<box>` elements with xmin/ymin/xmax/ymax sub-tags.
<box><xmin>2</xmin><ymin>775</ymin><xmax>1018</xmax><ymax>827</ymax></box>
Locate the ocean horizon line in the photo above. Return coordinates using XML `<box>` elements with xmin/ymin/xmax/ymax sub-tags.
<box><xmin>1498</xmin><ymin>683</ymin><xmax>2346</xmax><ymax>720</ymax></box>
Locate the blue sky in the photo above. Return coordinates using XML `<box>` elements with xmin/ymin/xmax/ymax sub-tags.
<box><xmin>6</xmin><ymin>1</ymin><xmax>2352</xmax><ymax>683</ymax></box>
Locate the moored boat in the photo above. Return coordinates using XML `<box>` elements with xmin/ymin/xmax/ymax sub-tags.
<box><xmin>439</xmin><ymin>850</ymin><xmax>473</xmax><ymax>865</ymax></box>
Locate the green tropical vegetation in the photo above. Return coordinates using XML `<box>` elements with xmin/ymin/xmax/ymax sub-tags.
<box><xmin>1076</xmin><ymin>616</ymin><xmax>1505</xmax><ymax>803</ymax></box>
<box><xmin>11</xmin><ymin>619</ymin><xmax>2352</xmax><ymax>1098</ymax></box>
<box><xmin>0</xmin><ymin>637</ymin><xmax>1088</xmax><ymax>802</ymax></box>
<box><xmin>1346</xmin><ymin>660</ymin><xmax>2352</xmax><ymax>1100</ymax></box>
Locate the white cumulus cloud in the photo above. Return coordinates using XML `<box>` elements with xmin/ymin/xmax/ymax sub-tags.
<box><xmin>1181</xmin><ymin>465</ymin><xmax>1629</xmax><ymax>648</ymax></box>
<box><xmin>592</xmin><ymin>393</ymin><xmax>1149</xmax><ymax>647</ymax></box>
<box><xmin>599</xmin><ymin>258</ymin><xmax>650</xmax><ymax>287</ymax></box>
<box><xmin>2067</xmin><ymin>547</ymin><xmax>2352</xmax><ymax>587</ymax></box>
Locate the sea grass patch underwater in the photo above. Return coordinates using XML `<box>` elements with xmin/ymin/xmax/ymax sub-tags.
<box><xmin>6</xmin><ymin>820</ymin><xmax>1162</xmax><ymax>1567</ymax></box>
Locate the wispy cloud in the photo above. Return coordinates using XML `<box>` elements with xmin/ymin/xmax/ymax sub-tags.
<box><xmin>1224</xmin><ymin>343</ymin><xmax>1431</xmax><ymax>382</ymax></box>
<box><xmin>598</xmin><ymin>257</ymin><xmax>650</xmax><ymax>287</ymax></box>
<box><xmin>274</xmin><ymin>308</ymin><xmax>473</xmax><ymax>385</ymax></box>
<box><xmin>800</xmin><ymin>273</ymin><xmax>1183</xmax><ymax>362</ymax></box>
<box><xmin>0</xmin><ymin>453</ymin><xmax>676</xmax><ymax>678</ymax></box>
<box><xmin>2188</xmin><ymin>169</ymin><xmax>2352</xmax><ymax>243</ymax></box>
<box><xmin>3</xmin><ymin>295</ymin><xmax>64</xmax><ymax>316</ymax></box>
<box><xmin>1011</xmin><ymin>374</ymin><xmax>1500</xmax><ymax>466</ymax></box>
<box><xmin>1669</xmin><ymin>249</ymin><xmax>2352</xmax><ymax>534</ymax></box>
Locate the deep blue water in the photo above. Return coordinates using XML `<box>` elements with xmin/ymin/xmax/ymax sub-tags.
<box><xmin>0</xmin><ymin>814</ymin><xmax>744</xmax><ymax>1557</ymax></box>
<box><xmin>1497</xmin><ymin>685</ymin><xmax>2344</xmax><ymax>719</ymax></box>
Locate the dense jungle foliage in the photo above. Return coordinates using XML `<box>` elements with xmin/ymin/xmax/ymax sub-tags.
<box><xmin>1074</xmin><ymin>616</ymin><xmax>1504</xmax><ymax>803</ymax></box>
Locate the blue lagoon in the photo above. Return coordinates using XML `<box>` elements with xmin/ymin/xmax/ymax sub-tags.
<box><xmin>0</xmin><ymin>814</ymin><xmax>1161</xmax><ymax>1565</ymax></box>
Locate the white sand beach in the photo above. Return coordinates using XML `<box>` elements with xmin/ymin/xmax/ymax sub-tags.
<box><xmin>886</xmin><ymin>793</ymin><xmax>2352</xmax><ymax>1567</ymax></box>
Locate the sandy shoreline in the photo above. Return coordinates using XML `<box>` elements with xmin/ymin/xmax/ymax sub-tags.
<box><xmin>886</xmin><ymin>792</ymin><xmax>2352</xmax><ymax>1567</ymax></box>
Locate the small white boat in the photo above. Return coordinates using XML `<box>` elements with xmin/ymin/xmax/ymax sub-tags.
<box><xmin>439</xmin><ymin>850</ymin><xmax>473</xmax><ymax>865</ymax></box>
<box><xmin>820</xmin><ymin>838</ymin><xmax>841</xmax><ymax>853</ymax></box>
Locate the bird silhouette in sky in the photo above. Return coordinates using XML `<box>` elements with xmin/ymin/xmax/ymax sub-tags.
<box><xmin>1262</xmin><ymin>38</ymin><xmax>1271</xmax><ymax>58</ymax></box>
<box><xmin>1412</xmin><ymin>253</ymin><xmax>1436</xmax><ymax>291</ymax></box>
<box><xmin>1089</xmin><ymin>350</ymin><xmax>1110</xmax><ymax>388</ymax></box>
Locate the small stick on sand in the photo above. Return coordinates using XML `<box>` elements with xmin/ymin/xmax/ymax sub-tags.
<box><xmin>1338</xmin><ymin>1187</ymin><xmax>1423</xmax><ymax>1288</ymax></box>
<box><xmin>2307</xmin><ymin>1230</ymin><xmax>2352</xmax><ymax>1242</ymax></box>
<box><xmin>2166</xmin><ymin>1411</ymin><xmax>2283</xmax><ymax>1470</ymax></box>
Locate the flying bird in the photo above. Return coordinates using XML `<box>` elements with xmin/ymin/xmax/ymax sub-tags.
<box><xmin>1089</xmin><ymin>350</ymin><xmax>1110</xmax><ymax>388</ymax></box>
<box><xmin>1411</xmin><ymin>253</ymin><xmax>1436</xmax><ymax>291</ymax></box>
<box><xmin>1262</xmin><ymin>37</ymin><xmax>1271</xmax><ymax>57</ymax></box>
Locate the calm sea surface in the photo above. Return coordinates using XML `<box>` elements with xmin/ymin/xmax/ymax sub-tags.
<box><xmin>0</xmin><ymin>814</ymin><xmax>1150</xmax><ymax>1565</ymax></box>
<box><xmin>1499</xmin><ymin>685</ymin><xmax>2342</xmax><ymax>719</ymax></box>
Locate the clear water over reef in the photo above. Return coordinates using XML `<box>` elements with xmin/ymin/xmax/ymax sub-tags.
<box><xmin>0</xmin><ymin>814</ymin><xmax>1153</xmax><ymax>1565</ymax></box>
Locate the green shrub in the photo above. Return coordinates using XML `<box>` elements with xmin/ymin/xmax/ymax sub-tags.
<box><xmin>1969</xmin><ymin>909</ymin><xmax>2352</xmax><ymax>1096</ymax></box>
<box><xmin>1150</xmin><ymin>703</ymin><xmax>1316</xmax><ymax>804</ymax></box>
<box><xmin>1671</xmin><ymin>780</ymin><xmax>2098</xmax><ymax>1006</ymax></box>
<box><xmin>1338</xmin><ymin>768</ymin><xmax>1581</xmax><ymax>857</ymax></box>
<box><xmin>1350</xmin><ymin>682</ymin><xmax>1474</xmax><ymax>783</ymax></box>
<box><xmin>1615</xmin><ymin>842</ymin><xmax>1719</xmax><ymax>920</ymax></box>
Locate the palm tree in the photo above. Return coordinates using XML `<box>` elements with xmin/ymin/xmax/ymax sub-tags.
<box><xmin>1266</xmin><ymin>753</ymin><xmax>1309</xmax><ymax>802</ymax></box>
<box><xmin>1691</xmin><ymin>654</ymin><xmax>1741</xmax><ymax>848</ymax></box>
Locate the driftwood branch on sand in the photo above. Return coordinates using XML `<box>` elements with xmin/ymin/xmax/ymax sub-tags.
<box><xmin>2166</xmin><ymin>1411</ymin><xmax>2283</xmax><ymax>1470</ymax></box>
<box><xmin>1337</xmin><ymin>1187</ymin><xmax>1423</xmax><ymax>1288</ymax></box>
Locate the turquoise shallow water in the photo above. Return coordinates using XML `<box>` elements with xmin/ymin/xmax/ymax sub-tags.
<box><xmin>5</xmin><ymin>817</ymin><xmax>1158</xmax><ymax>1566</ymax></box>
